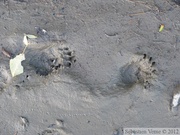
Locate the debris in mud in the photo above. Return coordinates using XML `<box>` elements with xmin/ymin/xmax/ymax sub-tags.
<box><xmin>35</xmin><ymin>27</ymin><xmax>50</xmax><ymax>41</ymax></box>
<box><xmin>23</xmin><ymin>34</ymin><xmax>28</xmax><ymax>46</ymax></box>
<box><xmin>35</xmin><ymin>27</ymin><xmax>47</xmax><ymax>36</ymax></box>
<box><xmin>171</xmin><ymin>85</ymin><xmax>180</xmax><ymax>110</ymax></box>
<box><xmin>1</xmin><ymin>47</ymin><xmax>12</xmax><ymax>58</ymax></box>
<box><xmin>23</xmin><ymin>33</ymin><xmax>38</xmax><ymax>46</ymax></box>
<box><xmin>121</xmin><ymin>54</ymin><xmax>157</xmax><ymax>88</ymax></box>
<box><xmin>26</xmin><ymin>34</ymin><xmax>38</xmax><ymax>39</ymax></box>
<box><xmin>9</xmin><ymin>33</ymin><xmax>37</xmax><ymax>77</ymax></box>
<box><xmin>159</xmin><ymin>24</ymin><xmax>164</xmax><ymax>32</ymax></box>
<box><xmin>172</xmin><ymin>93</ymin><xmax>180</xmax><ymax>108</ymax></box>
<box><xmin>10</xmin><ymin>53</ymin><xmax>25</xmax><ymax>77</ymax></box>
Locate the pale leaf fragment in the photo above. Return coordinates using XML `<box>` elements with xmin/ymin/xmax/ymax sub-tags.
<box><xmin>23</xmin><ymin>34</ymin><xmax>28</xmax><ymax>46</ymax></box>
<box><xmin>26</xmin><ymin>34</ymin><xmax>37</xmax><ymax>39</ymax></box>
<box><xmin>172</xmin><ymin>92</ymin><xmax>180</xmax><ymax>108</ymax></box>
<box><xmin>10</xmin><ymin>53</ymin><xmax>25</xmax><ymax>77</ymax></box>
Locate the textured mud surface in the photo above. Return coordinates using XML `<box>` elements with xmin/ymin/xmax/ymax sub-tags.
<box><xmin>0</xmin><ymin>0</ymin><xmax>180</xmax><ymax>135</ymax></box>
<box><xmin>0</xmin><ymin>65</ymin><xmax>11</xmax><ymax>90</ymax></box>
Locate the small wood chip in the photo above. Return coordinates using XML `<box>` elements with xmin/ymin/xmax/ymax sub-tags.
<box><xmin>1</xmin><ymin>47</ymin><xmax>11</xmax><ymax>58</ymax></box>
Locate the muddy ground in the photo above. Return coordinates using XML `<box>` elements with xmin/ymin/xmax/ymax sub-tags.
<box><xmin>0</xmin><ymin>0</ymin><xmax>180</xmax><ymax>135</ymax></box>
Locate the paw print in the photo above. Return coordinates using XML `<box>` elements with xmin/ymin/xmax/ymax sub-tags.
<box><xmin>137</xmin><ymin>54</ymin><xmax>157</xmax><ymax>88</ymax></box>
<box><xmin>121</xmin><ymin>54</ymin><xmax>157</xmax><ymax>88</ymax></box>
<box><xmin>29</xmin><ymin>46</ymin><xmax>76</xmax><ymax>76</ymax></box>
<box><xmin>58</xmin><ymin>47</ymin><xmax>76</xmax><ymax>68</ymax></box>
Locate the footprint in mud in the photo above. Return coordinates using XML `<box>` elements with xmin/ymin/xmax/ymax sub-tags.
<box><xmin>40</xmin><ymin>119</ymin><xmax>72</xmax><ymax>135</ymax></box>
<box><xmin>0</xmin><ymin>65</ymin><xmax>11</xmax><ymax>91</ymax></box>
<box><xmin>14</xmin><ymin>116</ymin><xmax>29</xmax><ymax>134</ymax></box>
<box><xmin>28</xmin><ymin>45</ymin><xmax>76</xmax><ymax>76</ymax></box>
<box><xmin>19</xmin><ymin>116</ymin><xmax>29</xmax><ymax>130</ymax></box>
<box><xmin>120</xmin><ymin>54</ymin><xmax>157</xmax><ymax>89</ymax></box>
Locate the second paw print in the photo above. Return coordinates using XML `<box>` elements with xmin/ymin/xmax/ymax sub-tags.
<box><xmin>121</xmin><ymin>54</ymin><xmax>158</xmax><ymax>89</ymax></box>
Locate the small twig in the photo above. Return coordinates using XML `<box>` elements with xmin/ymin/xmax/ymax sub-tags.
<box><xmin>1</xmin><ymin>47</ymin><xmax>12</xmax><ymax>58</ymax></box>
<box><xmin>22</xmin><ymin>45</ymin><xmax>28</xmax><ymax>54</ymax></box>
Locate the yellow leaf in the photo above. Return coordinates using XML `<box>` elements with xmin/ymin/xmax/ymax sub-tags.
<box><xmin>10</xmin><ymin>53</ymin><xmax>25</xmax><ymax>77</ymax></box>
<box><xmin>23</xmin><ymin>34</ymin><xmax>28</xmax><ymax>46</ymax></box>
<box><xmin>159</xmin><ymin>24</ymin><xmax>164</xmax><ymax>32</ymax></box>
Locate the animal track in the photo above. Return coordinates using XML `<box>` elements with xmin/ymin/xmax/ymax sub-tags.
<box><xmin>29</xmin><ymin>46</ymin><xmax>76</xmax><ymax>76</ymax></box>
<box><xmin>19</xmin><ymin>116</ymin><xmax>29</xmax><ymax>130</ymax></box>
<box><xmin>40</xmin><ymin>120</ymin><xmax>72</xmax><ymax>135</ymax></box>
<box><xmin>14</xmin><ymin>116</ymin><xmax>29</xmax><ymax>133</ymax></box>
<box><xmin>41</xmin><ymin>128</ymin><xmax>72</xmax><ymax>135</ymax></box>
<box><xmin>121</xmin><ymin>54</ymin><xmax>157</xmax><ymax>88</ymax></box>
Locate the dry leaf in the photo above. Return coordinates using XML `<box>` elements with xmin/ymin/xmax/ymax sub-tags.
<box><xmin>23</xmin><ymin>34</ymin><xmax>28</xmax><ymax>46</ymax></box>
<box><xmin>26</xmin><ymin>34</ymin><xmax>37</xmax><ymax>39</ymax></box>
<box><xmin>10</xmin><ymin>53</ymin><xmax>25</xmax><ymax>77</ymax></box>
